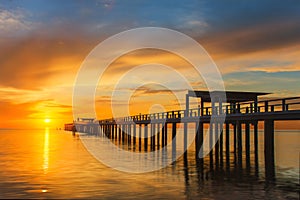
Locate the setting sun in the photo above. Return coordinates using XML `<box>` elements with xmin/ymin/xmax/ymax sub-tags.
<box><xmin>44</xmin><ymin>118</ymin><xmax>51</xmax><ymax>123</ymax></box>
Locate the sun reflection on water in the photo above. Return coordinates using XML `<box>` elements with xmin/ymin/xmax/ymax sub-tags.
<box><xmin>43</xmin><ymin>128</ymin><xmax>49</xmax><ymax>174</ymax></box>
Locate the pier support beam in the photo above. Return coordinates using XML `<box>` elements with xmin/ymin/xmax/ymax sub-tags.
<box><xmin>144</xmin><ymin>124</ymin><xmax>148</xmax><ymax>151</ymax></box>
<box><xmin>233</xmin><ymin>123</ymin><xmax>237</xmax><ymax>164</ymax></box>
<box><xmin>209</xmin><ymin>123</ymin><xmax>214</xmax><ymax>170</ymax></box>
<box><xmin>225</xmin><ymin>123</ymin><xmax>230</xmax><ymax>167</ymax></box>
<box><xmin>122</xmin><ymin>124</ymin><xmax>125</xmax><ymax>143</ymax></box>
<box><xmin>161</xmin><ymin>123</ymin><xmax>165</xmax><ymax>147</ymax></box>
<box><xmin>118</xmin><ymin>125</ymin><xmax>121</xmax><ymax>143</ymax></box>
<box><xmin>184</xmin><ymin>122</ymin><xmax>188</xmax><ymax>155</ymax></box>
<box><xmin>164</xmin><ymin>123</ymin><xmax>168</xmax><ymax>146</ymax></box>
<box><xmin>220</xmin><ymin>124</ymin><xmax>224</xmax><ymax>167</ymax></box>
<box><xmin>237</xmin><ymin>121</ymin><xmax>242</xmax><ymax>168</ymax></box>
<box><xmin>111</xmin><ymin>124</ymin><xmax>114</xmax><ymax>140</ymax></box>
<box><xmin>139</xmin><ymin>124</ymin><xmax>142</xmax><ymax>151</ymax></box>
<box><xmin>254</xmin><ymin>121</ymin><xmax>259</xmax><ymax>175</ymax></box>
<box><xmin>150</xmin><ymin>123</ymin><xmax>154</xmax><ymax>150</ymax></box>
<box><xmin>195</xmin><ymin>122</ymin><xmax>203</xmax><ymax>162</ymax></box>
<box><xmin>152</xmin><ymin>123</ymin><xmax>156</xmax><ymax>150</ymax></box>
<box><xmin>157</xmin><ymin>123</ymin><xmax>160</xmax><ymax>150</ymax></box>
<box><xmin>133</xmin><ymin>123</ymin><xmax>136</xmax><ymax>146</ymax></box>
<box><xmin>172</xmin><ymin>122</ymin><xmax>177</xmax><ymax>161</ymax></box>
<box><xmin>264</xmin><ymin>119</ymin><xmax>275</xmax><ymax>180</ymax></box>
<box><xmin>115</xmin><ymin>124</ymin><xmax>117</xmax><ymax>139</ymax></box>
<box><xmin>215</xmin><ymin>122</ymin><xmax>219</xmax><ymax>167</ymax></box>
<box><xmin>128</xmin><ymin>124</ymin><xmax>131</xmax><ymax>146</ymax></box>
<box><xmin>245</xmin><ymin>122</ymin><xmax>250</xmax><ymax>169</ymax></box>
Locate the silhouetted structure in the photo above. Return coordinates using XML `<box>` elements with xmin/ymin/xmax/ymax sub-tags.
<box><xmin>66</xmin><ymin>90</ymin><xmax>300</xmax><ymax>181</ymax></box>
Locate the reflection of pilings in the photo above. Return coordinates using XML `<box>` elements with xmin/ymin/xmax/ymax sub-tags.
<box><xmin>183</xmin><ymin>151</ymin><xmax>189</xmax><ymax>189</ymax></box>
<box><xmin>264</xmin><ymin>119</ymin><xmax>275</xmax><ymax>180</ymax></box>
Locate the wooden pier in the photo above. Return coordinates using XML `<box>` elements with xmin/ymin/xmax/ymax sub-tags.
<box><xmin>67</xmin><ymin>90</ymin><xmax>300</xmax><ymax>179</ymax></box>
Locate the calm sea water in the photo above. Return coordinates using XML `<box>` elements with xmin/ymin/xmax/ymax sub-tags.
<box><xmin>0</xmin><ymin>128</ymin><xmax>299</xmax><ymax>199</ymax></box>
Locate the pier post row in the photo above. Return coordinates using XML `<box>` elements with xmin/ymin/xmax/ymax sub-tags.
<box><xmin>66</xmin><ymin>90</ymin><xmax>300</xmax><ymax>180</ymax></box>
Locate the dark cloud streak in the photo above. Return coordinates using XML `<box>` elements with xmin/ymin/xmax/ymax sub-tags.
<box><xmin>197</xmin><ymin>0</ymin><xmax>300</xmax><ymax>56</ymax></box>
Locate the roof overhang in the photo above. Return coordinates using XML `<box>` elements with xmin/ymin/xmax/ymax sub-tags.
<box><xmin>188</xmin><ymin>90</ymin><xmax>270</xmax><ymax>103</ymax></box>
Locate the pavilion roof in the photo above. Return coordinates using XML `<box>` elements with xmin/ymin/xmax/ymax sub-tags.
<box><xmin>188</xmin><ymin>90</ymin><xmax>270</xmax><ymax>103</ymax></box>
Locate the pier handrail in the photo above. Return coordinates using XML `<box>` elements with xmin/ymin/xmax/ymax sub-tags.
<box><xmin>97</xmin><ymin>96</ymin><xmax>300</xmax><ymax>123</ymax></box>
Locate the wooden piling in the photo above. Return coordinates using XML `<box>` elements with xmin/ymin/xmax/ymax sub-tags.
<box><xmin>164</xmin><ymin>123</ymin><xmax>168</xmax><ymax>146</ymax></box>
<box><xmin>172</xmin><ymin>122</ymin><xmax>176</xmax><ymax>161</ymax></box>
<box><xmin>128</xmin><ymin>124</ymin><xmax>131</xmax><ymax>146</ymax></box>
<box><xmin>245</xmin><ymin>122</ymin><xmax>250</xmax><ymax>168</ymax></box>
<box><xmin>161</xmin><ymin>123</ymin><xmax>165</xmax><ymax>147</ymax></box>
<box><xmin>254</xmin><ymin>121</ymin><xmax>259</xmax><ymax>175</ymax></box>
<box><xmin>225</xmin><ymin>123</ymin><xmax>230</xmax><ymax>166</ymax></box>
<box><xmin>209</xmin><ymin>123</ymin><xmax>214</xmax><ymax>170</ymax></box>
<box><xmin>122</xmin><ymin>124</ymin><xmax>125</xmax><ymax>143</ymax></box>
<box><xmin>117</xmin><ymin>124</ymin><xmax>120</xmax><ymax>142</ymax></box>
<box><xmin>111</xmin><ymin>124</ymin><xmax>114</xmax><ymax>139</ymax></box>
<box><xmin>220</xmin><ymin>124</ymin><xmax>224</xmax><ymax>167</ymax></box>
<box><xmin>195</xmin><ymin>122</ymin><xmax>203</xmax><ymax>161</ymax></box>
<box><xmin>139</xmin><ymin>124</ymin><xmax>142</xmax><ymax>151</ymax></box>
<box><xmin>133</xmin><ymin>123</ymin><xmax>136</xmax><ymax>145</ymax></box>
<box><xmin>264</xmin><ymin>119</ymin><xmax>275</xmax><ymax>180</ymax></box>
<box><xmin>144</xmin><ymin>124</ymin><xmax>148</xmax><ymax>151</ymax></box>
<box><xmin>184</xmin><ymin>122</ymin><xmax>188</xmax><ymax>153</ymax></box>
<box><xmin>237</xmin><ymin>121</ymin><xmax>242</xmax><ymax>168</ymax></box>
<box><xmin>215</xmin><ymin>122</ymin><xmax>219</xmax><ymax>167</ymax></box>
<box><xmin>157</xmin><ymin>123</ymin><xmax>160</xmax><ymax>149</ymax></box>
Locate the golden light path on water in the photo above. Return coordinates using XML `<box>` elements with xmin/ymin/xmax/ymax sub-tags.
<box><xmin>43</xmin><ymin>128</ymin><xmax>49</xmax><ymax>174</ymax></box>
<box><xmin>42</xmin><ymin>128</ymin><xmax>49</xmax><ymax>193</ymax></box>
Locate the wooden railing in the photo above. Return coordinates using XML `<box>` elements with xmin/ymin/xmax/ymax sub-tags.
<box><xmin>98</xmin><ymin>97</ymin><xmax>300</xmax><ymax>123</ymax></box>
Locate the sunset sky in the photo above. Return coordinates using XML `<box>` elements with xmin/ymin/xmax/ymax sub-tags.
<box><xmin>0</xmin><ymin>0</ymin><xmax>300</xmax><ymax>129</ymax></box>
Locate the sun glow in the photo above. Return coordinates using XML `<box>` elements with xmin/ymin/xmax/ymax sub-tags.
<box><xmin>44</xmin><ymin>118</ymin><xmax>51</xmax><ymax>123</ymax></box>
